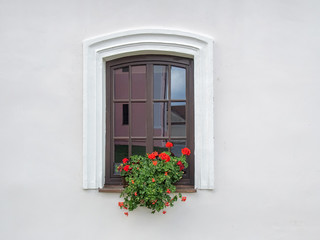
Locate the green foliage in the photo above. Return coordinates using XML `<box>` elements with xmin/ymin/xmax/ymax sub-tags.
<box><xmin>117</xmin><ymin>146</ymin><xmax>189</xmax><ymax>214</ymax></box>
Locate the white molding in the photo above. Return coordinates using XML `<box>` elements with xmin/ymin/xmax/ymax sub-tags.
<box><xmin>83</xmin><ymin>28</ymin><xmax>214</xmax><ymax>189</ymax></box>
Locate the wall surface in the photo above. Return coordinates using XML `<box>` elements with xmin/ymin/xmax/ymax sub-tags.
<box><xmin>1</xmin><ymin>0</ymin><xmax>320</xmax><ymax>239</ymax></box>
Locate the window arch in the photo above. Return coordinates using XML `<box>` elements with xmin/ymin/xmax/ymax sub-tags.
<box><xmin>83</xmin><ymin>29</ymin><xmax>214</xmax><ymax>189</ymax></box>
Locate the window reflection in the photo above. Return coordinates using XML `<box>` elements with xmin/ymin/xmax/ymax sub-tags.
<box><xmin>132</xmin><ymin>103</ymin><xmax>146</xmax><ymax>137</ymax></box>
<box><xmin>114</xmin><ymin>140</ymin><xmax>128</xmax><ymax>175</ymax></box>
<box><xmin>114</xmin><ymin>67</ymin><xmax>129</xmax><ymax>99</ymax></box>
<box><xmin>132</xmin><ymin>140</ymin><xmax>146</xmax><ymax>156</ymax></box>
<box><xmin>153</xmin><ymin>102</ymin><xmax>168</xmax><ymax>137</ymax></box>
<box><xmin>114</xmin><ymin>103</ymin><xmax>128</xmax><ymax>137</ymax></box>
<box><xmin>171</xmin><ymin>102</ymin><xmax>186</xmax><ymax>137</ymax></box>
<box><xmin>153</xmin><ymin>65</ymin><xmax>168</xmax><ymax>99</ymax></box>
<box><xmin>132</xmin><ymin>65</ymin><xmax>146</xmax><ymax>99</ymax></box>
<box><xmin>171</xmin><ymin>66</ymin><xmax>186</xmax><ymax>100</ymax></box>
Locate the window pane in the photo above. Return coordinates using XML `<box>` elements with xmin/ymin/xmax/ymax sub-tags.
<box><xmin>171</xmin><ymin>66</ymin><xmax>186</xmax><ymax>100</ymax></box>
<box><xmin>153</xmin><ymin>102</ymin><xmax>168</xmax><ymax>137</ymax></box>
<box><xmin>132</xmin><ymin>103</ymin><xmax>146</xmax><ymax>137</ymax></box>
<box><xmin>153</xmin><ymin>139</ymin><xmax>168</xmax><ymax>153</ymax></box>
<box><xmin>171</xmin><ymin>102</ymin><xmax>186</xmax><ymax>137</ymax></box>
<box><xmin>114</xmin><ymin>140</ymin><xmax>128</xmax><ymax>175</ymax></box>
<box><xmin>153</xmin><ymin>65</ymin><xmax>168</xmax><ymax>99</ymax></box>
<box><xmin>171</xmin><ymin>139</ymin><xmax>186</xmax><ymax>157</ymax></box>
<box><xmin>132</xmin><ymin>140</ymin><xmax>146</xmax><ymax>156</ymax></box>
<box><xmin>132</xmin><ymin>65</ymin><xmax>146</xmax><ymax>99</ymax></box>
<box><xmin>114</xmin><ymin>67</ymin><xmax>129</xmax><ymax>99</ymax></box>
<box><xmin>114</xmin><ymin>103</ymin><xmax>129</xmax><ymax>137</ymax></box>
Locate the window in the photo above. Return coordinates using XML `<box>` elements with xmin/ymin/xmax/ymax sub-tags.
<box><xmin>83</xmin><ymin>29</ymin><xmax>214</xmax><ymax>190</ymax></box>
<box><xmin>105</xmin><ymin>55</ymin><xmax>194</xmax><ymax>186</ymax></box>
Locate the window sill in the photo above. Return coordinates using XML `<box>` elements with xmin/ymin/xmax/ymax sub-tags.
<box><xmin>99</xmin><ymin>185</ymin><xmax>197</xmax><ymax>193</ymax></box>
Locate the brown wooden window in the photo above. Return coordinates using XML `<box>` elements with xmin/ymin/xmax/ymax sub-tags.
<box><xmin>105</xmin><ymin>55</ymin><xmax>194</xmax><ymax>186</ymax></box>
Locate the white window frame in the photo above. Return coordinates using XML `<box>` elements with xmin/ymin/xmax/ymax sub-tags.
<box><xmin>83</xmin><ymin>28</ymin><xmax>214</xmax><ymax>190</ymax></box>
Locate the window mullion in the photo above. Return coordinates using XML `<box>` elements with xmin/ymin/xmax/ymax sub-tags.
<box><xmin>146</xmin><ymin>63</ymin><xmax>153</xmax><ymax>153</ymax></box>
<box><xmin>128</xmin><ymin>65</ymin><xmax>132</xmax><ymax>157</ymax></box>
<box><xmin>168</xmin><ymin>65</ymin><xmax>171</xmax><ymax>141</ymax></box>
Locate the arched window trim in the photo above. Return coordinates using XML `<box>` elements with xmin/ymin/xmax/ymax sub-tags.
<box><xmin>83</xmin><ymin>29</ymin><xmax>214</xmax><ymax>190</ymax></box>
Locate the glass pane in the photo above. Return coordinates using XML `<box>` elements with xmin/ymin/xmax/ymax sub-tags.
<box><xmin>153</xmin><ymin>102</ymin><xmax>168</xmax><ymax>137</ymax></box>
<box><xmin>114</xmin><ymin>67</ymin><xmax>129</xmax><ymax>99</ymax></box>
<box><xmin>132</xmin><ymin>103</ymin><xmax>146</xmax><ymax>137</ymax></box>
<box><xmin>153</xmin><ymin>139</ymin><xmax>168</xmax><ymax>153</ymax></box>
<box><xmin>171</xmin><ymin>102</ymin><xmax>186</xmax><ymax>137</ymax></box>
<box><xmin>132</xmin><ymin>65</ymin><xmax>146</xmax><ymax>99</ymax></box>
<box><xmin>171</xmin><ymin>66</ymin><xmax>186</xmax><ymax>100</ymax></box>
<box><xmin>114</xmin><ymin>103</ymin><xmax>129</xmax><ymax>137</ymax></box>
<box><xmin>132</xmin><ymin>140</ymin><xmax>146</xmax><ymax>156</ymax></box>
<box><xmin>171</xmin><ymin>139</ymin><xmax>186</xmax><ymax>157</ymax></box>
<box><xmin>114</xmin><ymin>140</ymin><xmax>128</xmax><ymax>175</ymax></box>
<box><xmin>153</xmin><ymin>65</ymin><xmax>168</xmax><ymax>99</ymax></box>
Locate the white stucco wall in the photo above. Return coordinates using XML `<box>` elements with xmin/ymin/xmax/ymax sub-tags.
<box><xmin>1</xmin><ymin>0</ymin><xmax>320</xmax><ymax>239</ymax></box>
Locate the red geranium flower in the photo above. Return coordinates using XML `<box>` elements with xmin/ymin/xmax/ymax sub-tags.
<box><xmin>163</xmin><ymin>211</ymin><xmax>166</xmax><ymax>214</ymax></box>
<box><xmin>179</xmin><ymin>164</ymin><xmax>184</xmax><ymax>171</ymax></box>
<box><xmin>152</xmin><ymin>161</ymin><xmax>157</xmax><ymax>166</ymax></box>
<box><xmin>181</xmin><ymin>196</ymin><xmax>187</xmax><ymax>202</ymax></box>
<box><xmin>166</xmin><ymin>142</ymin><xmax>173</xmax><ymax>148</ymax></box>
<box><xmin>165</xmin><ymin>202</ymin><xmax>170</xmax><ymax>207</ymax></box>
<box><xmin>148</xmin><ymin>153</ymin><xmax>156</xmax><ymax>160</ymax></box>
<box><xmin>123</xmin><ymin>165</ymin><xmax>130</xmax><ymax>172</ymax></box>
<box><xmin>134</xmin><ymin>192</ymin><xmax>137</xmax><ymax>196</ymax></box>
<box><xmin>177</xmin><ymin>161</ymin><xmax>184</xmax><ymax>171</ymax></box>
<box><xmin>152</xmin><ymin>178</ymin><xmax>155</xmax><ymax>182</ymax></box>
<box><xmin>164</xmin><ymin>172</ymin><xmax>168</xmax><ymax>176</ymax></box>
<box><xmin>124</xmin><ymin>212</ymin><xmax>128</xmax><ymax>216</ymax></box>
<box><xmin>118</xmin><ymin>202</ymin><xmax>124</xmax><ymax>207</ymax></box>
<box><xmin>122</xmin><ymin>158</ymin><xmax>129</xmax><ymax>164</ymax></box>
<box><xmin>166</xmin><ymin>189</ymin><xmax>171</xmax><ymax>194</ymax></box>
<box><xmin>131</xmin><ymin>180</ymin><xmax>135</xmax><ymax>184</ymax></box>
<box><xmin>181</xmin><ymin>147</ymin><xmax>191</xmax><ymax>156</ymax></box>
<box><xmin>159</xmin><ymin>152</ymin><xmax>170</xmax><ymax>162</ymax></box>
<box><xmin>153</xmin><ymin>151</ymin><xmax>158</xmax><ymax>157</ymax></box>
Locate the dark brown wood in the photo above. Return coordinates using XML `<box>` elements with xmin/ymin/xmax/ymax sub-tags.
<box><xmin>105</xmin><ymin>55</ymin><xmax>194</xmax><ymax>186</ymax></box>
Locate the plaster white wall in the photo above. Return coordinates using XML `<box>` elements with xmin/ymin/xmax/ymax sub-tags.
<box><xmin>1</xmin><ymin>0</ymin><xmax>320</xmax><ymax>240</ymax></box>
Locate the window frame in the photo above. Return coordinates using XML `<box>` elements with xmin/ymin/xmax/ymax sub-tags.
<box><xmin>83</xmin><ymin>29</ymin><xmax>214</xmax><ymax>190</ymax></box>
<box><xmin>105</xmin><ymin>55</ymin><xmax>194</xmax><ymax>186</ymax></box>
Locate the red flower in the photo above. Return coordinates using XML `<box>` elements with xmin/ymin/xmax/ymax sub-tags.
<box><xmin>124</xmin><ymin>206</ymin><xmax>128</xmax><ymax>209</ymax></box>
<box><xmin>123</xmin><ymin>165</ymin><xmax>130</xmax><ymax>172</ymax></box>
<box><xmin>122</xmin><ymin>158</ymin><xmax>129</xmax><ymax>164</ymax></box>
<box><xmin>152</xmin><ymin>200</ymin><xmax>157</xmax><ymax>205</ymax></box>
<box><xmin>164</xmin><ymin>172</ymin><xmax>168</xmax><ymax>176</ymax></box>
<box><xmin>152</xmin><ymin>178</ymin><xmax>155</xmax><ymax>182</ymax></box>
<box><xmin>124</xmin><ymin>212</ymin><xmax>128</xmax><ymax>216</ymax></box>
<box><xmin>166</xmin><ymin>142</ymin><xmax>173</xmax><ymax>148</ymax></box>
<box><xmin>131</xmin><ymin>180</ymin><xmax>135</xmax><ymax>184</ymax></box>
<box><xmin>181</xmin><ymin>147</ymin><xmax>191</xmax><ymax>156</ymax></box>
<box><xmin>148</xmin><ymin>153</ymin><xmax>156</xmax><ymax>160</ymax></box>
<box><xmin>166</xmin><ymin>189</ymin><xmax>171</xmax><ymax>194</ymax></box>
<box><xmin>159</xmin><ymin>152</ymin><xmax>170</xmax><ymax>162</ymax></box>
<box><xmin>165</xmin><ymin>202</ymin><xmax>170</xmax><ymax>207</ymax></box>
<box><xmin>153</xmin><ymin>151</ymin><xmax>158</xmax><ymax>157</ymax></box>
<box><xmin>134</xmin><ymin>192</ymin><xmax>137</xmax><ymax>196</ymax></box>
<box><xmin>163</xmin><ymin>211</ymin><xmax>166</xmax><ymax>214</ymax></box>
<box><xmin>152</xmin><ymin>161</ymin><xmax>157</xmax><ymax>166</ymax></box>
<box><xmin>179</xmin><ymin>164</ymin><xmax>184</xmax><ymax>171</ymax></box>
<box><xmin>177</xmin><ymin>161</ymin><xmax>184</xmax><ymax>171</ymax></box>
<box><xmin>182</xmin><ymin>196</ymin><xmax>187</xmax><ymax>202</ymax></box>
<box><xmin>118</xmin><ymin>202</ymin><xmax>124</xmax><ymax>207</ymax></box>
